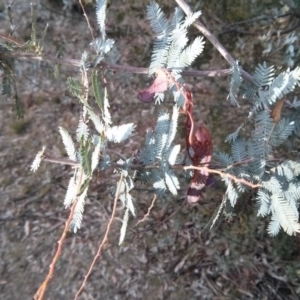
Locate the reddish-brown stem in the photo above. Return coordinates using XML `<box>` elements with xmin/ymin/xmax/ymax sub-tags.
<box><xmin>34</xmin><ymin>170</ymin><xmax>84</xmax><ymax>300</ymax></box>
<box><xmin>74</xmin><ymin>174</ymin><xmax>124</xmax><ymax>300</ymax></box>
<box><xmin>186</xmin><ymin>109</ymin><xmax>195</xmax><ymax>146</ymax></box>
<box><xmin>184</xmin><ymin>165</ymin><xmax>262</xmax><ymax>189</ymax></box>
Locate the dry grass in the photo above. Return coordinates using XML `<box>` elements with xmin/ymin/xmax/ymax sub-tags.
<box><xmin>0</xmin><ymin>1</ymin><xmax>300</xmax><ymax>299</ymax></box>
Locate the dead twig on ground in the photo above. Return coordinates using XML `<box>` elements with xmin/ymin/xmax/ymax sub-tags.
<box><xmin>134</xmin><ymin>194</ymin><xmax>157</xmax><ymax>227</ymax></box>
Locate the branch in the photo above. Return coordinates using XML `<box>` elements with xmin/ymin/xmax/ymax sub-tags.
<box><xmin>78</xmin><ymin>0</ymin><xmax>95</xmax><ymax>40</ymax></box>
<box><xmin>42</xmin><ymin>152</ymin><xmax>150</xmax><ymax>170</ymax></box>
<box><xmin>0</xmin><ymin>51</ymin><xmax>81</xmax><ymax>67</ymax></box>
<box><xmin>184</xmin><ymin>165</ymin><xmax>262</xmax><ymax>189</ymax></box>
<box><xmin>0</xmin><ymin>36</ymin><xmax>231</xmax><ymax>78</ymax></box>
<box><xmin>74</xmin><ymin>174</ymin><xmax>124</xmax><ymax>299</ymax></box>
<box><xmin>34</xmin><ymin>169</ymin><xmax>84</xmax><ymax>300</ymax></box>
<box><xmin>43</xmin><ymin>154</ymin><xmax>79</xmax><ymax>167</ymax></box>
<box><xmin>175</xmin><ymin>0</ymin><xmax>253</xmax><ymax>83</ymax></box>
<box><xmin>101</xmin><ymin>62</ymin><xmax>232</xmax><ymax>77</ymax></box>
<box><xmin>0</xmin><ymin>33</ymin><xmax>24</xmax><ymax>46</ymax></box>
<box><xmin>41</xmin><ymin>152</ymin><xmax>263</xmax><ymax>191</ymax></box>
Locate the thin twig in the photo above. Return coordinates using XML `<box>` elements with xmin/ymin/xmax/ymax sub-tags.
<box><xmin>78</xmin><ymin>0</ymin><xmax>95</xmax><ymax>41</ymax></box>
<box><xmin>101</xmin><ymin>62</ymin><xmax>149</xmax><ymax>74</ymax></box>
<box><xmin>42</xmin><ymin>153</ymin><xmax>260</xmax><ymax>190</ymax></box>
<box><xmin>101</xmin><ymin>62</ymin><xmax>232</xmax><ymax>77</ymax></box>
<box><xmin>184</xmin><ymin>165</ymin><xmax>262</xmax><ymax>189</ymax></box>
<box><xmin>74</xmin><ymin>174</ymin><xmax>124</xmax><ymax>300</ymax></box>
<box><xmin>0</xmin><ymin>51</ymin><xmax>81</xmax><ymax>67</ymax></box>
<box><xmin>43</xmin><ymin>154</ymin><xmax>79</xmax><ymax>167</ymax></box>
<box><xmin>134</xmin><ymin>194</ymin><xmax>157</xmax><ymax>227</ymax></box>
<box><xmin>0</xmin><ymin>50</ymin><xmax>232</xmax><ymax>78</ymax></box>
<box><xmin>34</xmin><ymin>169</ymin><xmax>84</xmax><ymax>300</ymax></box>
<box><xmin>109</xmin><ymin>149</ymin><xmax>128</xmax><ymax>161</ymax></box>
<box><xmin>223</xmin><ymin>158</ymin><xmax>254</xmax><ymax>169</ymax></box>
<box><xmin>0</xmin><ymin>33</ymin><xmax>23</xmax><ymax>46</ymax></box>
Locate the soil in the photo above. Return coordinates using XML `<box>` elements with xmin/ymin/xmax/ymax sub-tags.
<box><xmin>0</xmin><ymin>1</ymin><xmax>300</xmax><ymax>299</ymax></box>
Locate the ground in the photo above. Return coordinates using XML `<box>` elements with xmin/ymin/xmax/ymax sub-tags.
<box><xmin>1</xmin><ymin>1</ymin><xmax>300</xmax><ymax>299</ymax></box>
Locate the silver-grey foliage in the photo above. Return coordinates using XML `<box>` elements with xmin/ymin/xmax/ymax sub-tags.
<box><xmin>216</xmin><ymin>59</ymin><xmax>300</xmax><ymax>236</ymax></box>
<box><xmin>147</xmin><ymin>0</ymin><xmax>204</xmax><ymax>79</ymax></box>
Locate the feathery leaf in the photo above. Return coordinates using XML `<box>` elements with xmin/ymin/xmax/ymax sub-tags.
<box><xmin>96</xmin><ymin>0</ymin><xmax>107</xmax><ymax>39</ymax></box>
<box><xmin>59</xmin><ymin>127</ymin><xmax>76</xmax><ymax>161</ymax></box>
<box><xmin>106</xmin><ymin>123</ymin><xmax>135</xmax><ymax>143</ymax></box>
<box><xmin>30</xmin><ymin>146</ymin><xmax>46</xmax><ymax>172</ymax></box>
